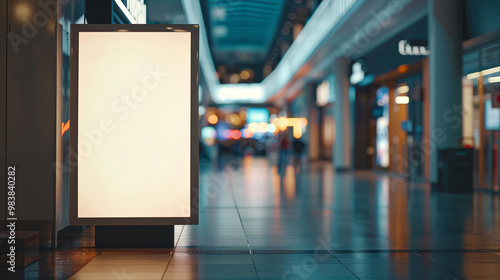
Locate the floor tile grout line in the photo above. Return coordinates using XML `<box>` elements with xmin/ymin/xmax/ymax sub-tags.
<box><xmin>332</xmin><ymin>201</ymin><xmax>464</xmax><ymax>279</ymax></box>
<box><xmin>367</xmin><ymin>221</ymin><xmax>500</xmax><ymax>256</ymax></box>
<box><xmin>172</xmin><ymin>248</ymin><xmax>500</xmax><ymax>254</ymax></box>
<box><xmin>455</xmin><ymin>243</ymin><xmax>500</xmax><ymax>258</ymax></box>
<box><xmin>471</xmin><ymin>232</ymin><xmax>500</xmax><ymax>242</ymax></box>
<box><xmin>281</xmin><ymin>204</ymin><xmax>365</xmax><ymax>280</ymax></box>
<box><xmin>326</xmin><ymin>252</ymin><xmax>362</xmax><ymax>280</ymax></box>
<box><xmin>368</xmin><ymin>222</ymin><xmax>466</xmax><ymax>280</ymax></box>
<box><xmin>228</xmin><ymin>168</ymin><xmax>261</xmax><ymax>280</ymax></box>
<box><xmin>282</xmin><ymin>208</ymin><xmax>361</xmax><ymax>280</ymax></box>
<box><xmin>410</xmin><ymin>249</ymin><xmax>467</xmax><ymax>280</ymax></box>
<box><xmin>160</xmin><ymin>225</ymin><xmax>185</xmax><ymax>280</ymax></box>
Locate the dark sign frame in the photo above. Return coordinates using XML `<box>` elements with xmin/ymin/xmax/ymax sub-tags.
<box><xmin>69</xmin><ymin>24</ymin><xmax>199</xmax><ymax>225</ymax></box>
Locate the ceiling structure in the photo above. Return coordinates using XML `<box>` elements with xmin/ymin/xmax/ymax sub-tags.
<box><xmin>145</xmin><ymin>0</ymin><xmax>428</xmax><ymax>105</ymax></box>
<box><xmin>206</xmin><ymin>0</ymin><xmax>284</xmax><ymax>62</ymax></box>
<box><xmin>201</xmin><ymin>0</ymin><xmax>316</xmax><ymax>84</ymax></box>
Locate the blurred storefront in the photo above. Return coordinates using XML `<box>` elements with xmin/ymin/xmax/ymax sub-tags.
<box><xmin>351</xmin><ymin>17</ymin><xmax>429</xmax><ymax>180</ymax></box>
<box><xmin>463</xmin><ymin>33</ymin><xmax>500</xmax><ymax>192</ymax></box>
<box><xmin>348</xmin><ymin>0</ymin><xmax>500</xmax><ymax>192</ymax></box>
<box><xmin>312</xmin><ymin>76</ymin><xmax>335</xmax><ymax>161</ymax></box>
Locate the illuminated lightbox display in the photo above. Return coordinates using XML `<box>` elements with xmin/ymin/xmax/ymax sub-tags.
<box><xmin>70</xmin><ymin>25</ymin><xmax>199</xmax><ymax>225</ymax></box>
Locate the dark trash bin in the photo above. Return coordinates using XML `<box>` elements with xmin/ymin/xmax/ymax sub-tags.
<box><xmin>437</xmin><ymin>148</ymin><xmax>474</xmax><ymax>193</ymax></box>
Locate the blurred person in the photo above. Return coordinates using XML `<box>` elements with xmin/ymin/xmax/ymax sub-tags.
<box><xmin>216</xmin><ymin>139</ymin><xmax>230</xmax><ymax>171</ymax></box>
<box><xmin>267</xmin><ymin>134</ymin><xmax>281</xmax><ymax>166</ymax></box>
<box><xmin>292</xmin><ymin>138</ymin><xmax>305</xmax><ymax>170</ymax></box>
<box><xmin>278</xmin><ymin>132</ymin><xmax>290</xmax><ymax>172</ymax></box>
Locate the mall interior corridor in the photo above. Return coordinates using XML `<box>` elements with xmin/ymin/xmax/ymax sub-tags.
<box><xmin>12</xmin><ymin>158</ymin><xmax>500</xmax><ymax>279</ymax></box>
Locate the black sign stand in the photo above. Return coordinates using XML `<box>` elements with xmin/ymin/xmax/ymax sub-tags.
<box><xmin>95</xmin><ymin>225</ymin><xmax>174</xmax><ymax>248</ymax></box>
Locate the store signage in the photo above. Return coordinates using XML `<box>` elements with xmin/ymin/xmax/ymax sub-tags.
<box><xmin>376</xmin><ymin>87</ymin><xmax>389</xmax><ymax>168</ymax></box>
<box><xmin>485</xmin><ymin>99</ymin><xmax>500</xmax><ymax>130</ymax></box>
<box><xmin>216</xmin><ymin>84</ymin><xmax>265</xmax><ymax>103</ymax></box>
<box><xmin>398</xmin><ymin>40</ymin><xmax>430</xmax><ymax>56</ymax></box>
<box><xmin>316</xmin><ymin>79</ymin><xmax>330</xmax><ymax>106</ymax></box>
<box><xmin>350</xmin><ymin>61</ymin><xmax>365</xmax><ymax>85</ymax></box>
<box><xmin>70</xmin><ymin>24</ymin><xmax>199</xmax><ymax>225</ymax></box>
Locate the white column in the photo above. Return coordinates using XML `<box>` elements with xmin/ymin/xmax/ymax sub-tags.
<box><xmin>333</xmin><ymin>56</ymin><xmax>353</xmax><ymax>170</ymax></box>
<box><xmin>428</xmin><ymin>0</ymin><xmax>463</xmax><ymax>183</ymax></box>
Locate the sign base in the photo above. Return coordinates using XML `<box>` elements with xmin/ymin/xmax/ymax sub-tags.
<box><xmin>95</xmin><ymin>225</ymin><xmax>174</xmax><ymax>248</ymax></box>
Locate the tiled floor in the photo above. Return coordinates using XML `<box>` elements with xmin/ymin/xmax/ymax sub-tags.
<box><xmin>7</xmin><ymin>156</ymin><xmax>500</xmax><ymax>279</ymax></box>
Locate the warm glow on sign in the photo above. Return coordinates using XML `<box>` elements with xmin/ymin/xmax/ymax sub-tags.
<box><xmin>230</xmin><ymin>130</ymin><xmax>242</xmax><ymax>139</ymax></box>
<box><xmin>397</xmin><ymin>64</ymin><xmax>409</xmax><ymax>73</ymax></box>
<box><xmin>208</xmin><ymin>114</ymin><xmax>219</xmax><ymax>124</ymax></box>
<box><xmin>240</xmin><ymin>70</ymin><xmax>251</xmax><ymax>80</ymax></box>
<box><xmin>248</xmin><ymin>122</ymin><xmax>269</xmax><ymax>133</ymax></box>
<box><xmin>316</xmin><ymin>79</ymin><xmax>330</xmax><ymax>106</ymax></box>
<box><xmin>61</xmin><ymin>119</ymin><xmax>70</xmax><ymax>136</ymax></box>
<box><xmin>397</xmin><ymin>85</ymin><xmax>409</xmax><ymax>94</ymax></box>
<box><xmin>271</xmin><ymin>117</ymin><xmax>308</xmax><ymax>138</ymax></box>
<box><xmin>395</xmin><ymin>96</ymin><xmax>410</xmax><ymax>104</ymax></box>
<box><xmin>222</xmin><ymin>129</ymin><xmax>244</xmax><ymax>139</ymax></box>
<box><xmin>242</xmin><ymin>128</ymin><xmax>253</xmax><ymax>138</ymax></box>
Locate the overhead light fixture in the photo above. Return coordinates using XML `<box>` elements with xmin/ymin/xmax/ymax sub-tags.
<box><xmin>467</xmin><ymin>72</ymin><xmax>480</xmax><ymax>80</ymax></box>
<box><xmin>483</xmin><ymin>66</ymin><xmax>500</xmax><ymax>76</ymax></box>
<box><xmin>240</xmin><ymin>70</ymin><xmax>251</xmax><ymax>80</ymax></box>
<box><xmin>395</xmin><ymin>96</ymin><xmax>409</xmax><ymax>104</ymax></box>
<box><xmin>15</xmin><ymin>3</ymin><xmax>32</xmax><ymax>19</ymax></box>
<box><xmin>467</xmin><ymin>66</ymin><xmax>500</xmax><ymax>80</ymax></box>
<box><xmin>397</xmin><ymin>85</ymin><xmax>409</xmax><ymax>94</ymax></box>
<box><xmin>487</xmin><ymin>76</ymin><xmax>500</xmax><ymax>83</ymax></box>
<box><xmin>216</xmin><ymin>84</ymin><xmax>265</xmax><ymax>103</ymax></box>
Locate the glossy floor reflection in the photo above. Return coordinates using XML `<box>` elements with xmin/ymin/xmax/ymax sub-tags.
<box><xmin>12</xmin><ymin>157</ymin><xmax>500</xmax><ymax>279</ymax></box>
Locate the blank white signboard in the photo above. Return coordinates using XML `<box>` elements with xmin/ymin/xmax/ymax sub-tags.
<box><xmin>77</xmin><ymin>31</ymin><xmax>191</xmax><ymax>219</ymax></box>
